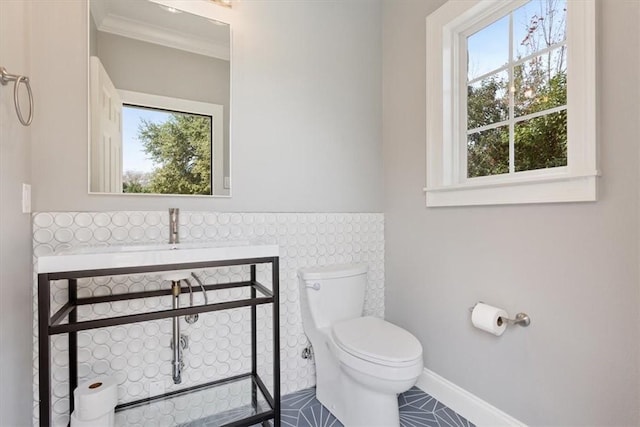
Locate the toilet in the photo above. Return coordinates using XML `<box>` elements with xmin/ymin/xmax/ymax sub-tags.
<box><xmin>298</xmin><ymin>263</ymin><xmax>423</xmax><ymax>427</ymax></box>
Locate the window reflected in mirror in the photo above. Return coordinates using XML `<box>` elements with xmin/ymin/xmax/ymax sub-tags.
<box><xmin>122</xmin><ymin>105</ymin><xmax>213</xmax><ymax>195</ymax></box>
<box><xmin>88</xmin><ymin>0</ymin><xmax>230</xmax><ymax>197</ymax></box>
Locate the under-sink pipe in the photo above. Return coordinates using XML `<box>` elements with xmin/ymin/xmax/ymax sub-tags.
<box><xmin>191</xmin><ymin>272</ymin><xmax>209</xmax><ymax>305</ymax></box>
<box><xmin>171</xmin><ymin>280</ymin><xmax>182</xmax><ymax>384</ymax></box>
<box><xmin>170</xmin><ymin>274</ymin><xmax>206</xmax><ymax>385</ymax></box>
<box><xmin>184</xmin><ymin>279</ymin><xmax>198</xmax><ymax>324</ymax></box>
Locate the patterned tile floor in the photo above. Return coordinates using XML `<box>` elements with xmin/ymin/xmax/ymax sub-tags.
<box><xmin>280</xmin><ymin>386</ymin><xmax>475</xmax><ymax>427</ymax></box>
<box><xmin>180</xmin><ymin>386</ymin><xmax>473</xmax><ymax>427</ymax></box>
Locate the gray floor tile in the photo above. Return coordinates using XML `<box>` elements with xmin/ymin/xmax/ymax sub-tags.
<box><xmin>282</xmin><ymin>387</ymin><xmax>320</xmax><ymax>410</ymax></box>
<box><xmin>400</xmin><ymin>407</ymin><xmax>440</xmax><ymax>427</ymax></box>
<box><xmin>435</xmin><ymin>407</ymin><xmax>472</xmax><ymax>427</ymax></box>
<box><xmin>297</xmin><ymin>404</ymin><xmax>342</xmax><ymax>427</ymax></box>
<box><xmin>282</xmin><ymin>408</ymin><xmax>304</xmax><ymax>427</ymax></box>
<box><xmin>185</xmin><ymin>385</ymin><xmax>473</xmax><ymax>427</ymax></box>
<box><xmin>280</xmin><ymin>385</ymin><xmax>474</xmax><ymax>427</ymax></box>
<box><xmin>402</xmin><ymin>387</ymin><xmax>433</xmax><ymax>408</ymax></box>
<box><xmin>398</xmin><ymin>393</ymin><xmax>410</xmax><ymax>408</ymax></box>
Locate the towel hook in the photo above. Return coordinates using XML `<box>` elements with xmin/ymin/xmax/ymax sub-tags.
<box><xmin>1</xmin><ymin>66</ymin><xmax>33</xmax><ymax>126</ymax></box>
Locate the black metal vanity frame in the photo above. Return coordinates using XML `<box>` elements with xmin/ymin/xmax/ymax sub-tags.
<box><xmin>37</xmin><ymin>256</ymin><xmax>281</xmax><ymax>427</ymax></box>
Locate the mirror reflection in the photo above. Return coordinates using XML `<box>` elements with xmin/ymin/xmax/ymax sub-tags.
<box><xmin>89</xmin><ymin>0</ymin><xmax>231</xmax><ymax>196</ymax></box>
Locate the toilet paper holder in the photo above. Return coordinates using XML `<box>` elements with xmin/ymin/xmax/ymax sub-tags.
<box><xmin>469</xmin><ymin>302</ymin><xmax>531</xmax><ymax>327</ymax></box>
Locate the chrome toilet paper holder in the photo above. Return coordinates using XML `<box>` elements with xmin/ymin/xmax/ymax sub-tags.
<box><xmin>501</xmin><ymin>312</ymin><xmax>531</xmax><ymax>327</ymax></box>
<box><xmin>469</xmin><ymin>302</ymin><xmax>531</xmax><ymax>327</ymax></box>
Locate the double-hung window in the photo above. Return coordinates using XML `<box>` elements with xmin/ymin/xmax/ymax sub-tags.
<box><xmin>425</xmin><ymin>0</ymin><xmax>596</xmax><ymax>206</ymax></box>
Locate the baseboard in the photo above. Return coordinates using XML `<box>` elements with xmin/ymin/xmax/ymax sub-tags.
<box><xmin>415</xmin><ymin>368</ymin><xmax>527</xmax><ymax>427</ymax></box>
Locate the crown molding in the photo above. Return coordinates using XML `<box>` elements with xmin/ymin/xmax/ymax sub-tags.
<box><xmin>97</xmin><ymin>13</ymin><xmax>229</xmax><ymax>61</ymax></box>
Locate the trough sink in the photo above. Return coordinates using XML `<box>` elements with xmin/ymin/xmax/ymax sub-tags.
<box><xmin>35</xmin><ymin>241</ymin><xmax>279</xmax><ymax>274</ymax></box>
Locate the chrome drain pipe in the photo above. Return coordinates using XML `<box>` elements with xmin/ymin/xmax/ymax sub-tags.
<box><xmin>191</xmin><ymin>273</ymin><xmax>208</xmax><ymax>305</ymax></box>
<box><xmin>184</xmin><ymin>279</ymin><xmax>198</xmax><ymax>324</ymax></box>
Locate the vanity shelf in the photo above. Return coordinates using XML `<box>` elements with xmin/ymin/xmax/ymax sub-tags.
<box><xmin>115</xmin><ymin>374</ymin><xmax>273</xmax><ymax>427</ymax></box>
<box><xmin>36</xmin><ymin>249</ymin><xmax>280</xmax><ymax>427</ymax></box>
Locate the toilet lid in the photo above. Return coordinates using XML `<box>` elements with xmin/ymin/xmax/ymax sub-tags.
<box><xmin>332</xmin><ymin>317</ymin><xmax>422</xmax><ymax>365</ymax></box>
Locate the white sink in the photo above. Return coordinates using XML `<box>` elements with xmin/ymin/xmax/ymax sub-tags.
<box><xmin>36</xmin><ymin>241</ymin><xmax>279</xmax><ymax>274</ymax></box>
<box><xmin>63</xmin><ymin>240</ymin><xmax>251</xmax><ymax>254</ymax></box>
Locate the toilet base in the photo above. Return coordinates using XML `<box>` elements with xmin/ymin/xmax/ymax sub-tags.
<box><xmin>312</xmin><ymin>331</ymin><xmax>420</xmax><ymax>427</ymax></box>
<box><xmin>313</xmin><ymin>352</ymin><xmax>403</xmax><ymax>427</ymax></box>
<box><xmin>339</xmin><ymin>371</ymin><xmax>401</xmax><ymax>427</ymax></box>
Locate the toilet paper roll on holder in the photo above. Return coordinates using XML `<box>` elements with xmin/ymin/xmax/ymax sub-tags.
<box><xmin>469</xmin><ymin>302</ymin><xmax>531</xmax><ymax>327</ymax></box>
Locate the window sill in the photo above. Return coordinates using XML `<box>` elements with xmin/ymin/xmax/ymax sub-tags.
<box><xmin>424</xmin><ymin>172</ymin><xmax>598</xmax><ymax>207</ymax></box>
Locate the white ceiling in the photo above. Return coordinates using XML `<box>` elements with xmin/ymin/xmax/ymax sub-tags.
<box><xmin>90</xmin><ymin>0</ymin><xmax>230</xmax><ymax>61</ymax></box>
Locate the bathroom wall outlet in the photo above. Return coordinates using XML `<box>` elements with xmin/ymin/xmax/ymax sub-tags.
<box><xmin>22</xmin><ymin>183</ymin><xmax>31</xmax><ymax>214</ymax></box>
<box><xmin>149</xmin><ymin>381</ymin><xmax>165</xmax><ymax>397</ymax></box>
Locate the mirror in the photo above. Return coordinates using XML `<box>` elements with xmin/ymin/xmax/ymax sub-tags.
<box><xmin>88</xmin><ymin>0</ymin><xmax>231</xmax><ymax>196</ymax></box>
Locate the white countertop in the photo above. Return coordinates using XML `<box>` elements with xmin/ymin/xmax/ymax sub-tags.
<box><xmin>35</xmin><ymin>241</ymin><xmax>279</xmax><ymax>274</ymax></box>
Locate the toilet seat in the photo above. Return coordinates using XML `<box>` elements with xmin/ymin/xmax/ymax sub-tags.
<box><xmin>332</xmin><ymin>316</ymin><xmax>423</xmax><ymax>368</ymax></box>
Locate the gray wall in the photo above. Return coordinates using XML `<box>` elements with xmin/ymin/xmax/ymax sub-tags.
<box><xmin>0</xmin><ymin>1</ymin><xmax>34</xmax><ymax>426</ymax></box>
<box><xmin>96</xmin><ymin>32</ymin><xmax>230</xmax><ymax>108</ymax></box>
<box><xmin>30</xmin><ymin>0</ymin><xmax>383</xmax><ymax>213</ymax></box>
<box><xmin>95</xmin><ymin>31</ymin><xmax>231</xmax><ymax>186</ymax></box>
<box><xmin>382</xmin><ymin>0</ymin><xmax>640</xmax><ymax>425</ymax></box>
<box><xmin>89</xmin><ymin>13</ymin><xmax>97</xmax><ymax>57</ymax></box>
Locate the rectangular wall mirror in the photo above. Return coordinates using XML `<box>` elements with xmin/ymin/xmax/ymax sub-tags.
<box><xmin>89</xmin><ymin>0</ymin><xmax>231</xmax><ymax>197</ymax></box>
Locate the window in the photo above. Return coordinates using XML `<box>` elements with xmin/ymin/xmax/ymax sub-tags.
<box><xmin>122</xmin><ymin>105</ymin><xmax>213</xmax><ymax>195</ymax></box>
<box><xmin>425</xmin><ymin>0</ymin><xmax>596</xmax><ymax>206</ymax></box>
<box><xmin>118</xmin><ymin>90</ymin><xmax>224</xmax><ymax>197</ymax></box>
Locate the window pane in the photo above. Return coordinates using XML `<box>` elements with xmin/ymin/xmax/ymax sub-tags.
<box><xmin>122</xmin><ymin>105</ymin><xmax>212</xmax><ymax>195</ymax></box>
<box><xmin>467</xmin><ymin>14</ymin><xmax>509</xmax><ymax>81</ymax></box>
<box><xmin>515</xmin><ymin>110</ymin><xmax>567</xmax><ymax>172</ymax></box>
<box><xmin>513</xmin><ymin>0</ymin><xmax>567</xmax><ymax>59</ymax></box>
<box><xmin>467</xmin><ymin>70</ymin><xmax>509</xmax><ymax>130</ymax></box>
<box><xmin>467</xmin><ymin>126</ymin><xmax>509</xmax><ymax>178</ymax></box>
<box><xmin>514</xmin><ymin>46</ymin><xmax>566</xmax><ymax>117</ymax></box>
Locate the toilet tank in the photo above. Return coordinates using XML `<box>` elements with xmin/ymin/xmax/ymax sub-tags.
<box><xmin>298</xmin><ymin>263</ymin><xmax>368</xmax><ymax>330</ymax></box>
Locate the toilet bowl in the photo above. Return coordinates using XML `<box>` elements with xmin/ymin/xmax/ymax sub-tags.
<box><xmin>298</xmin><ymin>264</ymin><xmax>423</xmax><ymax>427</ymax></box>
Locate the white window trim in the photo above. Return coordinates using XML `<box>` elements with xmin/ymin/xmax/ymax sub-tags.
<box><xmin>425</xmin><ymin>0</ymin><xmax>597</xmax><ymax>207</ymax></box>
<box><xmin>117</xmin><ymin>90</ymin><xmax>225</xmax><ymax>197</ymax></box>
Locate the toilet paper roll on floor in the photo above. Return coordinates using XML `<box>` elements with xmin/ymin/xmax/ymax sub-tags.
<box><xmin>73</xmin><ymin>375</ymin><xmax>117</xmax><ymax>425</ymax></box>
<box><xmin>471</xmin><ymin>302</ymin><xmax>508</xmax><ymax>336</ymax></box>
<box><xmin>70</xmin><ymin>410</ymin><xmax>114</xmax><ymax>427</ymax></box>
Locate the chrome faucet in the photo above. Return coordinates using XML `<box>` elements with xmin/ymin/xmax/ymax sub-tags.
<box><xmin>169</xmin><ymin>208</ymin><xmax>179</xmax><ymax>244</ymax></box>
